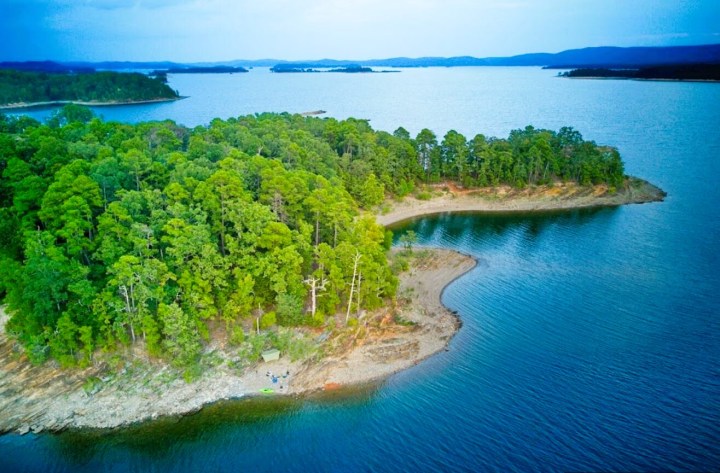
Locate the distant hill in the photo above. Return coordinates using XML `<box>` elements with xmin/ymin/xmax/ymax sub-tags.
<box><xmin>534</xmin><ymin>44</ymin><xmax>720</xmax><ymax>68</ymax></box>
<box><xmin>0</xmin><ymin>60</ymin><xmax>189</xmax><ymax>72</ymax></box>
<box><xmin>0</xmin><ymin>61</ymin><xmax>95</xmax><ymax>73</ymax></box>
<box><xmin>227</xmin><ymin>44</ymin><xmax>720</xmax><ymax>68</ymax></box>
<box><xmin>4</xmin><ymin>43</ymin><xmax>720</xmax><ymax>71</ymax></box>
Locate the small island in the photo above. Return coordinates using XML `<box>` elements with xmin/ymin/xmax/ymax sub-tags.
<box><xmin>270</xmin><ymin>64</ymin><xmax>390</xmax><ymax>73</ymax></box>
<box><xmin>0</xmin><ymin>109</ymin><xmax>664</xmax><ymax>433</ymax></box>
<box><xmin>0</xmin><ymin>69</ymin><xmax>181</xmax><ymax>110</ymax></box>
<box><xmin>559</xmin><ymin>63</ymin><xmax>720</xmax><ymax>82</ymax></box>
<box><xmin>152</xmin><ymin>66</ymin><xmax>249</xmax><ymax>74</ymax></box>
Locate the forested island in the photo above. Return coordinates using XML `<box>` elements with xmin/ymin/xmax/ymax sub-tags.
<box><xmin>271</xmin><ymin>64</ymin><xmax>377</xmax><ymax>73</ymax></box>
<box><xmin>153</xmin><ymin>66</ymin><xmax>248</xmax><ymax>74</ymax></box>
<box><xmin>0</xmin><ymin>70</ymin><xmax>180</xmax><ymax>109</ymax></box>
<box><xmin>560</xmin><ymin>64</ymin><xmax>720</xmax><ymax>81</ymax></box>
<box><xmin>0</xmin><ymin>108</ymin><xmax>664</xmax><ymax>431</ymax></box>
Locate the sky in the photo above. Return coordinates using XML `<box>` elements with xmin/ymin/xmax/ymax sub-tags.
<box><xmin>2</xmin><ymin>0</ymin><xmax>719</xmax><ymax>62</ymax></box>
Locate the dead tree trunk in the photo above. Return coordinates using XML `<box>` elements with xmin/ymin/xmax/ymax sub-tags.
<box><xmin>346</xmin><ymin>251</ymin><xmax>362</xmax><ymax>323</ymax></box>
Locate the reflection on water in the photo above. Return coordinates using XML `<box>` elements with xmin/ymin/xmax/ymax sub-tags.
<box><xmin>51</xmin><ymin>382</ymin><xmax>382</xmax><ymax>464</ymax></box>
<box><xmin>391</xmin><ymin>207</ymin><xmax>615</xmax><ymax>246</ymax></box>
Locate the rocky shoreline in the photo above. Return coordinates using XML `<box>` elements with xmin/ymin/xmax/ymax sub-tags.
<box><xmin>0</xmin><ymin>249</ymin><xmax>476</xmax><ymax>434</ymax></box>
<box><xmin>0</xmin><ymin>178</ymin><xmax>665</xmax><ymax>435</ymax></box>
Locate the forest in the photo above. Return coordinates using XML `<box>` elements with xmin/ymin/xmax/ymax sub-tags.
<box><xmin>0</xmin><ymin>70</ymin><xmax>179</xmax><ymax>107</ymax></box>
<box><xmin>560</xmin><ymin>64</ymin><xmax>720</xmax><ymax>81</ymax></box>
<box><xmin>0</xmin><ymin>107</ymin><xmax>626</xmax><ymax>372</ymax></box>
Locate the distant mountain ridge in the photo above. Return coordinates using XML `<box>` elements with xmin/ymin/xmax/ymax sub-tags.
<box><xmin>3</xmin><ymin>44</ymin><xmax>719</xmax><ymax>71</ymax></box>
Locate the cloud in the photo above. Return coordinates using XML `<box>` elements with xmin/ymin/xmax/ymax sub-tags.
<box><xmin>2</xmin><ymin>0</ymin><xmax>719</xmax><ymax>62</ymax></box>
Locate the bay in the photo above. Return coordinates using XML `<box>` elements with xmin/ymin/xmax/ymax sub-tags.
<box><xmin>6</xmin><ymin>67</ymin><xmax>720</xmax><ymax>472</ymax></box>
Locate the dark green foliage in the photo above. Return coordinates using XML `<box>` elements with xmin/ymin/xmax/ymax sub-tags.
<box><xmin>0</xmin><ymin>108</ymin><xmax>628</xmax><ymax>368</ymax></box>
<box><xmin>415</xmin><ymin>125</ymin><xmax>625</xmax><ymax>188</ymax></box>
<box><xmin>561</xmin><ymin>64</ymin><xmax>720</xmax><ymax>81</ymax></box>
<box><xmin>275</xmin><ymin>293</ymin><xmax>305</xmax><ymax>326</ymax></box>
<box><xmin>0</xmin><ymin>70</ymin><xmax>178</xmax><ymax>106</ymax></box>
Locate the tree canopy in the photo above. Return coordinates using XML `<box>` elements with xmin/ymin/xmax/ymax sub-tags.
<box><xmin>0</xmin><ymin>108</ymin><xmax>627</xmax><ymax>369</ymax></box>
<box><xmin>0</xmin><ymin>70</ymin><xmax>179</xmax><ymax>106</ymax></box>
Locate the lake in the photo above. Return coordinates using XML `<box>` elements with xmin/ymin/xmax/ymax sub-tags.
<box><xmin>5</xmin><ymin>68</ymin><xmax>720</xmax><ymax>472</ymax></box>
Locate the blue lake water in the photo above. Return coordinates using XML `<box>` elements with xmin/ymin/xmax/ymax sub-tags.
<box><xmin>5</xmin><ymin>68</ymin><xmax>720</xmax><ymax>472</ymax></box>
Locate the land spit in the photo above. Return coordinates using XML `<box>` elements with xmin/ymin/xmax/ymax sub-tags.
<box><xmin>376</xmin><ymin>178</ymin><xmax>665</xmax><ymax>227</ymax></box>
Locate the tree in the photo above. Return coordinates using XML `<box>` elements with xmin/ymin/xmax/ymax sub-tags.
<box><xmin>399</xmin><ymin>230</ymin><xmax>418</xmax><ymax>252</ymax></box>
<box><xmin>441</xmin><ymin>130</ymin><xmax>468</xmax><ymax>181</ymax></box>
<box><xmin>359</xmin><ymin>173</ymin><xmax>384</xmax><ymax>208</ymax></box>
<box><xmin>0</xmin><ymin>111</ymin><xmax>631</xmax><ymax>369</ymax></box>
<box><xmin>47</xmin><ymin>104</ymin><xmax>95</xmax><ymax>128</ymax></box>
<box><xmin>345</xmin><ymin>250</ymin><xmax>362</xmax><ymax>323</ymax></box>
<box><xmin>159</xmin><ymin>302</ymin><xmax>202</xmax><ymax>367</ymax></box>
<box><xmin>415</xmin><ymin>128</ymin><xmax>438</xmax><ymax>181</ymax></box>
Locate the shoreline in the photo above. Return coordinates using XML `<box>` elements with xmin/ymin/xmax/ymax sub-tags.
<box><xmin>0</xmin><ymin>178</ymin><xmax>663</xmax><ymax>435</ymax></box>
<box><xmin>563</xmin><ymin>76</ymin><xmax>720</xmax><ymax>83</ymax></box>
<box><xmin>0</xmin><ymin>97</ymin><xmax>184</xmax><ymax>111</ymax></box>
<box><xmin>0</xmin><ymin>249</ymin><xmax>476</xmax><ymax>434</ymax></box>
<box><xmin>377</xmin><ymin>178</ymin><xmax>665</xmax><ymax>227</ymax></box>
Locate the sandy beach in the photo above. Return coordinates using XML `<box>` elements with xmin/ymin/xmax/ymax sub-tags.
<box><xmin>0</xmin><ymin>249</ymin><xmax>475</xmax><ymax>434</ymax></box>
<box><xmin>377</xmin><ymin>178</ymin><xmax>665</xmax><ymax>227</ymax></box>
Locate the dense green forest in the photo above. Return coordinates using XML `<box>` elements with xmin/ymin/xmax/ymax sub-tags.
<box><xmin>271</xmin><ymin>64</ymin><xmax>375</xmax><ymax>73</ymax></box>
<box><xmin>153</xmin><ymin>66</ymin><xmax>248</xmax><ymax>74</ymax></box>
<box><xmin>0</xmin><ymin>108</ymin><xmax>625</xmax><ymax>371</ymax></box>
<box><xmin>560</xmin><ymin>64</ymin><xmax>720</xmax><ymax>81</ymax></box>
<box><xmin>0</xmin><ymin>70</ymin><xmax>179</xmax><ymax>106</ymax></box>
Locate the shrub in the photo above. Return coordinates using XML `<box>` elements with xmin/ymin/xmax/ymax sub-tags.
<box><xmin>229</xmin><ymin>325</ymin><xmax>245</xmax><ymax>345</ymax></box>
<box><xmin>310</xmin><ymin>310</ymin><xmax>325</xmax><ymax>327</ymax></box>
<box><xmin>260</xmin><ymin>311</ymin><xmax>277</xmax><ymax>329</ymax></box>
<box><xmin>276</xmin><ymin>294</ymin><xmax>305</xmax><ymax>326</ymax></box>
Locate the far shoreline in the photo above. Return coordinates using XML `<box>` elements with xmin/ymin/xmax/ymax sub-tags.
<box><xmin>0</xmin><ymin>96</ymin><xmax>185</xmax><ymax>111</ymax></box>
<box><xmin>563</xmin><ymin>76</ymin><xmax>720</xmax><ymax>83</ymax></box>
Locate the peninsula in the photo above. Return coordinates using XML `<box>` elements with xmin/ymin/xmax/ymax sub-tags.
<box><xmin>559</xmin><ymin>64</ymin><xmax>720</xmax><ymax>82</ymax></box>
<box><xmin>0</xmin><ymin>109</ymin><xmax>664</xmax><ymax>433</ymax></box>
<box><xmin>377</xmin><ymin>178</ymin><xmax>665</xmax><ymax>226</ymax></box>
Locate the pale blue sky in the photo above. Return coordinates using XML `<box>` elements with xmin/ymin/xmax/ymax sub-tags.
<box><xmin>2</xmin><ymin>0</ymin><xmax>719</xmax><ymax>61</ymax></box>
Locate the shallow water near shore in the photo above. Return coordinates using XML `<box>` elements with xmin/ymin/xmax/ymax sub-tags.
<box><xmin>4</xmin><ymin>67</ymin><xmax>720</xmax><ymax>471</ymax></box>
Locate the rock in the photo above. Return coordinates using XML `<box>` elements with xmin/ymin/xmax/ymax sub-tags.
<box><xmin>366</xmin><ymin>339</ymin><xmax>420</xmax><ymax>362</ymax></box>
<box><xmin>17</xmin><ymin>425</ymin><xmax>29</xmax><ymax>435</ymax></box>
